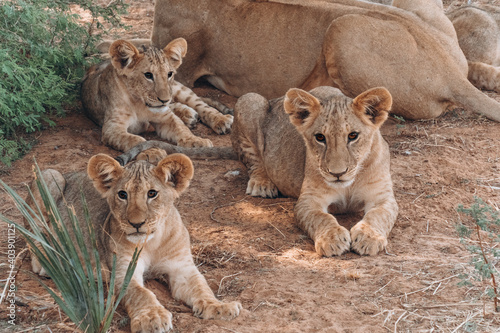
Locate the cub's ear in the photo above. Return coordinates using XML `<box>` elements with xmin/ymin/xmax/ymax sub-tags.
<box><xmin>109</xmin><ymin>40</ymin><xmax>142</xmax><ymax>72</ymax></box>
<box><xmin>284</xmin><ymin>88</ymin><xmax>321</xmax><ymax>129</ymax></box>
<box><xmin>352</xmin><ymin>87</ymin><xmax>392</xmax><ymax>128</ymax></box>
<box><xmin>87</xmin><ymin>154</ymin><xmax>124</xmax><ymax>195</ymax></box>
<box><xmin>163</xmin><ymin>38</ymin><xmax>187</xmax><ymax>69</ymax></box>
<box><xmin>154</xmin><ymin>153</ymin><xmax>194</xmax><ymax>194</ymax></box>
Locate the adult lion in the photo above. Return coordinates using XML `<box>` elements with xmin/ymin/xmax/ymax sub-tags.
<box><xmin>447</xmin><ymin>4</ymin><xmax>500</xmax><ymax>93</ymax></box>
<box><xmin>26</xmin><ymin>150</ymin><xmax>241</xmax><ymax>332</ymax></box>
<box><xmin>387</xmin><ymin>0</ymin><xmax>500</xmax><ymax>93</ymax></box>
<box><xmin>150</xmin><ymin>0</ymin><xmax>500</xmax><ymax>121</ymax></box>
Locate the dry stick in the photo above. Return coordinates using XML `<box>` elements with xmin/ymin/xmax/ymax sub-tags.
<box><xmin>402</xmin><ymin>274</ymin><xmax>460</xmax><ymax>297</ymax></box>
<box><xmin>402</xmin><ymin>302</ymin><xmax>480</xmax><ymax>310</ymax></box>
<box><xmin>14</xmin><ymin>325</ymin><xmax>48</xmax><ymax>333</ymax></box>
<box><xmin>475</xmin><ymin>224</ymin><xmax>499</xmax><ymax>312</ymax></box>
<box><xmin>0</xmin><ymin>247</ymin><xmax>28</xmax><ymax>304</ymax></box>
<box><xmin>422</xmin><ymin>144</ymin><xmax>463</xmax><ymax>152</ymax></box>
<box><xmin>220</xmin><ymin>328</ymin><xmax>241</xmax><ymax>333</ymax></box>
<box><xmin>451</xmin><ymin>311</ymin><xmax>481</xmax><ymax>333</ymax></box>
<box><xmin>393</xmin><ymin>310</ymin><xmax>408</xmax><ymax>333</ymax></box>
<box><xmin>210</xmin><ymin>198</ymin><xmax>247</xmax><ymax>223</ymax></box>
<box><xmin>268</xmin><ymin>221</ymin><xmax>286</xmax><ymax>239</ymax></box>
<box><xmin>375</xmin><ymin>277</ymin><xmax>396</xmax><ymax>294</ymax></box>
<box><xmin>432</xmin><ymin>282</ymin><xmax>442</xmax><ymax>295</ymax></box>
<box><xmin>217</xmin><ymin>271</ymin><xmax>242</xmax><ymax>296</ymax></box>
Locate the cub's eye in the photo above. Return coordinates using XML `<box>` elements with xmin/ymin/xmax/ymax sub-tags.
<box><xmin>167</xmin><ymin>71</ymin><xmax>174</xmax><ymax>79</ymax></box>
<box><xmin>144</xmin><ymin>72</ymin><xmax>154</xmax><ymax>80</ymax></box>
<box><xmin>118</xmin><ymin>191</ymin><xmax>128</xmax><ymax>200</ymax></box>
<box><xmin>315</xmin><ymin>133</ymin><xmax>326</xmax><ymax>143</ymax></box>
<box><xmin>147</xmin><ymin>190</ymin><xmax>158</xmax><ymax>199</ymax></box>
<box><xmin>348</xmin><ymin>132</ymin><xmax>359</xmax><ymax>141</ymax></box>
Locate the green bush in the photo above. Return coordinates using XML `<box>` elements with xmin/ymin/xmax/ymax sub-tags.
<box><xmin>0</xmin><ymin>0</ymin><xmax>127</xmax><ymax>166</ymax></box>
<box><xmin>0</xmin><ymin>162</ymin><xmax>140</xmax><ymax>332</ymax></box>
<box><xmin>456</xmin><ymin>197</ymin><xmax>500</xmax><ymax>312</ymax></box>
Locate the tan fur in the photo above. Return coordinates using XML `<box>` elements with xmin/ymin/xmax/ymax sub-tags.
<box><xmin>388</xmin><ymin>0</ymin><xmax>500</xmax><ymax>93</ymax></box>
<box><xmin>81</xmin><ymin>38</ymin><xmax>233</xmax><ymax>152</ymax></box>
<box><xmin>150</xmin><ymin>0</ymin><xmax>500</xmax><ymax>121</ymax></box>
<box><xmin>447</xmin><ymin>4</ymin><xmax>500</xmax><ymax>92</ymax></box>
<box><xmin>391</xmin><ymin>0</ymin><xmax>457</xmax><ymax>41</ymax></box>
<box><xmin>231</xmin><ymin>86</ymin><xmax>398</xmax><ymax>256</ymax></box>
<box><xmin>27</xmin><ymin>152</ymin><xmax>241</xmax><ymax>332</ymax></box>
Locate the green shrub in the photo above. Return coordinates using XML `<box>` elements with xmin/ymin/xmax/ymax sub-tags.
<box><xmin>0</xmin><ymin>162</ymin><xmax>140</xmax><ymax>332</ymax></box>
<box><xmin>456</xmin><ymin>197</ymin><xmax>500</xmax><ymax>312</ymax></box>
<box><xmin>0</xmin><ymin>0</ymin><xmax>127</xmax><ymax>166</ymax></box>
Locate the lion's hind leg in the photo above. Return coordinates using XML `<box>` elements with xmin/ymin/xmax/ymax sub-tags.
<box><xmin>172</xmin><ymin>81</ymin><xmax>233</xmax><ymax>134</ymax></box>
<box><xmin>468</xmin><ymin>61</ymin><xmax>500</xmax><ymax>93</ymax></box>
<box><xmin>25</xmin><ymin>169</ymin><xmax>66</xmax><ymax>276</ymax></box>
<box><xmin>152</xmin><ymin>110</ymin><xmax>213</xmax><ymax>148</ymax></box>
<box><xmin>240</xmin><ymin>140</ymin><xmax>279</xmax><ymax>198</ymax></box>
<box><xmin>233</xmin><ymin>93</ymin><xmax>278</xmax><ymax>198</ymax></box>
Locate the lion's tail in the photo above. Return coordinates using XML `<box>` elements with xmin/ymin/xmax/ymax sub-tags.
<box><xmin>116</xmin><ymin>140</ymin><xmax>238</xmax><ymax>166</ymax></box>
<box><xmin>467</xmin><ymin>61</ymin><xmax>500</xmax><ymax>93</ymax></box>
<box><xmin>451</xmin><ymin>74</ymin><xmax>500</xmax><ymax>122</ymax></box>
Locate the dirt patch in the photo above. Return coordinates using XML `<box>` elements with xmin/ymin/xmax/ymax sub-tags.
<box><xmin>1</xmin><ymin>0</ymin><xmax>499</xmax><ymax>332</ymax></box>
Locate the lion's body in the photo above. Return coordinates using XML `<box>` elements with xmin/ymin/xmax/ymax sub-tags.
<box><xmin>447</xmin><ymin>4</ymin><xmax>500</xmax><ymax>93</ymax></box>
<box><xmin>27</xmin><ymin>152</ymin><xmax>241</xmax><ymax>332</ymax></box>
<box><xmin>81</xmin><ymin>38</ymin><xmax>233</xmax><ymax>152</ymax></box>
<box><xmin>232</xmin><ymin>86</ymin><xmax>398</xmax><ymax>256</ymax></box>
<box><xmin>151</xmin><ymin>0</ymin><xmax>500</xmax><ymax>121</ymax></box>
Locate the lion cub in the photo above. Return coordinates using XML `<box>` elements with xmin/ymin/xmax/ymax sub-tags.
<box><xmin>81</xmin><ymin>38</ymin><xmax>233</xmax><ymax>152</ymax></box>
<box><xmin>232</xmin><ymin>86</ymin><xmax>398</xmax><ymax>256</ymax></box>
<box><xmin>27</xmin><ymin>150</ymin><xmax>241</xmax><ymax>332</ymax></box>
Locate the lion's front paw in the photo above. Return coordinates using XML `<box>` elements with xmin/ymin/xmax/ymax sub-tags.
<box><xmin>193</xmin><ymin>299</ymin><xmax>242</xmax><ymax>320</ymax></box>
<box><xmin>178</xmin><ymin>110</ymin><xmax>199</xmax><ymax>128</ymax></box>
<box><xmin>209</xmin><ymin>114</ymin><xmax>233</xmax><ymax>135</ymax></box>
<box><xmin>130</xmin><ymin>306</ymin><xmax>173</xmax><ymax>333</ymax></box>
<box><xmin>171</xmin><ymin>103</ymin><xmax>199</xmax><ymax>128</ymax></box>
<box><xmin>246</xmin><ymin>177</ymin><xmax>278</xmax><ymax>198</ymax></box>
<box><xmin>31</xmin><ymin>254</ymin><xmax>48</xmax><ymax>277</ymax></box>
<box><xmin>350</xmin><ymin>222</ymin><xmax>387</xmax><ymax>256</ymax></box>
<box><xmin>178</xmin><ymin>137</ymin><xmax>213</xmax><ymax>148</ymax></box>
<box><xmin>314</xmin><ymin>225</ymin><xmax>351</xmax><ymax>256</ymax></box>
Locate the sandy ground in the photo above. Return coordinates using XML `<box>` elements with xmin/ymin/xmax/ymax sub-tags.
<box><xmin>1</xmin><ymin>0</ymin><xmax>500</xmax><ymax>332</ymax></box>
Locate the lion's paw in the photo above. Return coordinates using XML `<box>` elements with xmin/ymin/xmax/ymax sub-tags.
<box><xmin>178</xmin><ymin>137</ymin><xmax>213</xmax><ymax>148</ymax></box>
<box><xmin>350</xmin><ymin>222</ymin><xmax>387</xmax><ymax>256</ymax></box>
<box><xmin>209</xmin><ymin>114</ymin><xmax>233</xmax><ymax>135</ymax></box>
<box><xmin>136</xmin><ymin>148</ymin><xmax>167</xmax><ymax>164</ymax></box>
<box><xmin>193</xmin><ymin>299</ymin><xmax>242</xmax><ymax>320</ymax></box>
<box><xmin>130</xmin><ymin>305</ymin><xmax>173</xmax><ymax>333</ymax></box>
<box><xmin>31</xmin><ymin>255</ymin><xmax>48</xmax><ymax>277</ymax></box>
<box><xmin>314</xmin><ymin>225</ymin><xmax>351</xmax><ymax>256</ymax></box>
<box><xmin>246</xmin><ymin>177</ymin><xmax>278</xmax><ymax>198</ymax></box>
<box><xmin>179</xmin><ymin>109</ymin><xmax>199</xmax><ymax>128</ymax></box>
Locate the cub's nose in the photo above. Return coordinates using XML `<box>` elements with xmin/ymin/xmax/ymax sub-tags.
<box><xmin>328</xmin><ymin>167</ymin><xmax>348</xmax><ymax>179</ymax></box>
<box><xmin>157</xmin><ymin>97</ymin><xmax>171</xmax><ymax>105</ymax></box>
<box><xmin>129</xmin><ymin>221</ymin><xmax>145</xmax><ymax>229</ymax></box>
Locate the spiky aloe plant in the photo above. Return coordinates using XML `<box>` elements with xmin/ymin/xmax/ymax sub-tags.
<box><xmin>0</xmin><ymin>162</ymin><xmax>140</xmax><ymax>332</ymax></box>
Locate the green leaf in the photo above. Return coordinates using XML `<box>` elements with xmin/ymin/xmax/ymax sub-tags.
<box><xmin>0</xmin><ymin>159</ymin><xmax>139</xmax><ymax>332</ymax></box>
